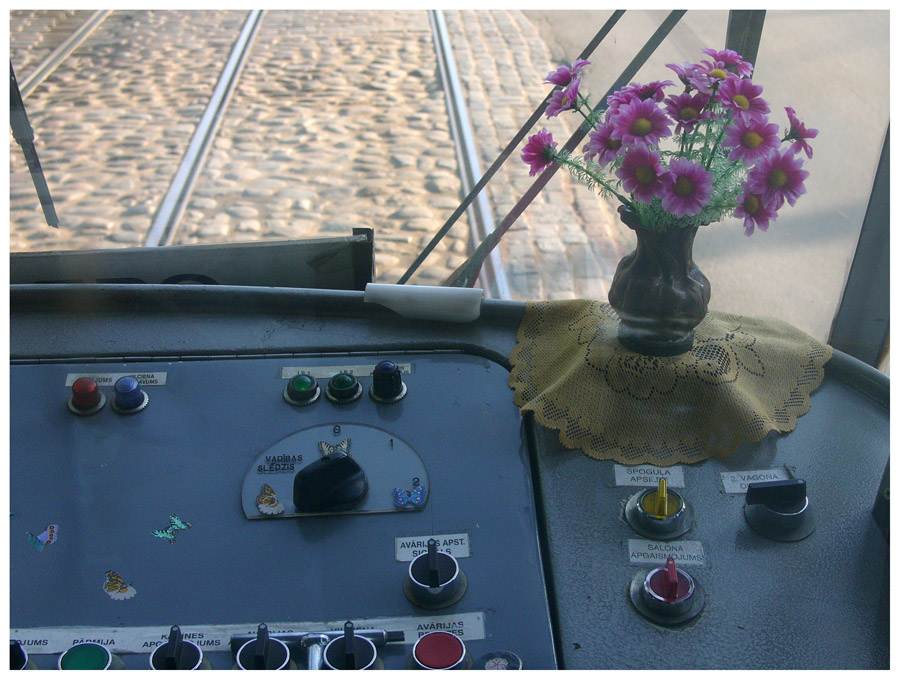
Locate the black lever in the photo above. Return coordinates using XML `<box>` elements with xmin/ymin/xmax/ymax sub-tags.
<box><xmin>10</xmin><ymin>61</ymin><xmax>58</xmax><ymax>228</ymax></box>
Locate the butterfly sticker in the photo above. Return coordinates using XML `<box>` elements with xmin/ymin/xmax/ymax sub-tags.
<box><xmin>103</xmin><ymin>570</ymin><xmax>137</xmax><ymax>600</ymax></box>
<box><xmin>152</xmin><ymin>514</ymin><xmax>192</xmax><ymax>543</ymax></box>
<box><xmin>27</xmin><ymin>524</ymin><xmax>59</xmax><ymax>552</ymax></box>
<box><xmin>256</xmin><ymin>484</ymin><xmax>284</xmax><ymax>515</ymax></box>
<box><xmin>319</xmin><ymin>438</ymin><xmax>351</xmax><ymax>458</ymax></box>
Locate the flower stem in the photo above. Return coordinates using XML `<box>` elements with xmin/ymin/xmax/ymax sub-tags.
<box><xmin>554</xmin><ymin>152</ymin><xmax>633</xmax><ymax>208</ymax></box>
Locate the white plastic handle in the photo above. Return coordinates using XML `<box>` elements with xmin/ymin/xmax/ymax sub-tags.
<box><xmin>364</xmin><ymin>283</ymin><xmax>483</xmax><ymax>323</ymax></box>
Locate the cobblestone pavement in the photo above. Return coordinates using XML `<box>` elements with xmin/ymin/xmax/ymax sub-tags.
<box><xmin>9</xmin><ymin>10</ymin><xmax>623</xmax><ymax>299</ymax></box>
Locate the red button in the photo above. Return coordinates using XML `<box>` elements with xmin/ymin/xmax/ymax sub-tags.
<box><xmin>413</xmin><ymin>632</ymin><xmax>465</xmax><ymax>670</ymax></box>
<box><xmin>72</xmin><ymin>377</ymin><xmax>102</xmax><ymax>409</ymax></box>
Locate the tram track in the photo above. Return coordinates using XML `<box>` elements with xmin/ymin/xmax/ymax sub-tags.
<box><xmin>10</xmin><ymin>10</ymin><xmax>499</xmax><ymax>292</ymax></box>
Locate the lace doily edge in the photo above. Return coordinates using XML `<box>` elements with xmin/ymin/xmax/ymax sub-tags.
<box><xmin>508</xmin><ymin>316</ymin><xmax>834</xmax><ymax>465</ymax></box>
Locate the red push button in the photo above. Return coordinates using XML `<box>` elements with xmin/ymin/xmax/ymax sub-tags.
<box><xmin>412</xmin><ymin>632</ymin><xmax>467</xmax><ymax>670</ymax></box>
<box><xmin>68</xmin><ymin>377</ymin><xmax>106</xmax><ymax>415</ymax></box>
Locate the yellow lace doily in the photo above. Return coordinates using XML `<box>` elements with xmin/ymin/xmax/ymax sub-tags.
<box><xmin>509</xmin><ymin>300</ymin><xmax>833</xmax><ymax>465</ymax></box>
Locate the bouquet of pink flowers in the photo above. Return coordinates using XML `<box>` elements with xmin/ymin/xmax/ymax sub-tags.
<box><xmin>522</xmin><ymin>49</ymin><xmax>817</xmax><ymax>235</ymax></box>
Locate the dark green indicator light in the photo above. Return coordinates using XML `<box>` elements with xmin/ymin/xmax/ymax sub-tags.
<box><xmin>284</xmin><ymin>373</ymin><xmax>320</xmax><ymax>406</ymax></box>
<box><xmin>326</xmin><ymin>372</ymin><xmax>362</xmax><ymax>403</ymax></box>
<box><xmin>291</xmin><ymin>374</ymin><xmax>315</xmax><ymax>392</ymax></box>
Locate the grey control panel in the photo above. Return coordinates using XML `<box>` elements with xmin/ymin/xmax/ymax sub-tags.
<box><xmin>10</xmin><ymin>352</ymin><xmax>556</xmax><ymax>670</ymax></box>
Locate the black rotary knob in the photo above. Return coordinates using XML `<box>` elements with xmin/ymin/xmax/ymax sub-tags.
<box><xmin>323</xmin><ymin>621</ymin><xmax>379</xmax><ymax>670</ymax></box>
<box><xmin>235</xmin><ymin>624</ymin><xmax>292</xmax><ymax>670</ymax></box>
<box><xmin>404</xmin><ymin>539</ymin><xmax>467</xmax><ymax>609</ymax></box>
<box><xmin>149</xmin><ymin>625</ymin><xmax>207</xmax><ymax>670</ymax></box>
<box><xmin>326</xmin><ymin>372</ymin><xmax>363</xmax><ymax>404</ymax></box>
<box><xmin>744</xmin><ymin>479</ymin><xmax>815</xmax><ymax>541</ymax></box>
<box><xmin>370</xmin><ymin>361</ymin><xmax>407</xmax><ymax>403</ymax></box>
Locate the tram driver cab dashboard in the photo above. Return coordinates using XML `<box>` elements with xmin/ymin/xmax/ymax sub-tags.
<box><xmin>8</xmin><ymin>239</ymin><xmax>890</xmax><ymax>670</ymax></box>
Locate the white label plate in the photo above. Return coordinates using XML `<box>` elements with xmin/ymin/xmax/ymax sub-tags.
<box><xmin>65</xmin><ymin>372</ymin><xmax>167</xmax><ymax>386</ymax></box>
<box><xmin>11</xmin><ymin>612</ymin><xmax>486</xmax><ymax>655</ymax></box>
<box><xmin>614</xmin><ymin>465</ymin><xmax>685</xmax><ymax>488</ymax></box>
<box><xmin>282</xmin><ymin>364</ymin><xmax>412</xmax><ymax>380</ymax></box>
<box><xmin>721</xmin><ymin>468</ymin><xmax>791</xmax><ymax>493</ymax></box>
<box><xmin>395</xmin><ymin>533</ymin><xmax>471</xmax><ymax>561</ymax></box>
<box><xmin>627</xmin><ymin>539</ymin><xmax>706</xmax><ymax>566</ymax></box>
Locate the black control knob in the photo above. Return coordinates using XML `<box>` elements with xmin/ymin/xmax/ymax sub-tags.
<box><xmin>370</xmin><ymin>361</ymin><xmax>407</xmax><ymax>403</ymax></box>
<box><xmin>323</xmin><ymin>621</ymin><xmax>379</xmax><ymax>670</ymax></box>
<box><xmin>150</xmin><ymin>625</ymin><xmax>208</xmax><ymax>670</ymax></box>
<box><xmin>283</xmin><ymin>373</ymin><xmax>320</xmax><ymax>406</ymax></box>
<box><xmin>235</xmin><ymin>623</ymin><xmax>292</xmax><ymax>670</ymax></box>
<box><xmin>11</xmin><ymin>640</ymin><xmax>34</xmax><ymax>670</ymax></box>
<box><xmin>293</xmin><ymin>451</ymin><xmax>368</xmax><ymax>513</ymax></box>
<box><xmin>404</xmin><ymin>539</ymin><xmax>467</xmax><ymax>609</ymax></box>
<box><xmin>326</xmin><ymin>372</ymin><xmax>363</xmax><ymax>404</ymax></box>
<box><xmin>744</xmin><ymin>479</ymin><xmax>815</xmax><ymax>541</ymax></box>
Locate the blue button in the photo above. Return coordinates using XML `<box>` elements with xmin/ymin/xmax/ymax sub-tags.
<box><xmin>114</xmin><ymin>376</ymin><xmax>144</xmax><ymax>410</ymax></box>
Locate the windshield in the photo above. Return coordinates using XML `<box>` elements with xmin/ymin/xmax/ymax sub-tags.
<box><xmin>8</xmin><ymin>9</ymin><xmax>889</xmax><ymax>365</ymax></box>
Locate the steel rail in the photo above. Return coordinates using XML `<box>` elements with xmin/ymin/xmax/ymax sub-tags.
<box><xmin>19</xmin><ymin>10</ymin><xmax>113</xmax><ymax>98</ymax></box>
<box><xmin>398</xmin><ymin>10</ymin><xmax>625</xmax><ymax>287</ymax></box>
<box><xmin>426</xmin><ymin>10</ymin><xmax>510</xmax><ymax>299</ymax></box>
<box><xmin>445</xmin><ymin>10</ymin><xmax>687</xmax><ymax>288</ymax></box>
<box><xmin>144</xmin><ymin>10</ymin><xmax>265</xmax><ymax>248</ymax></box>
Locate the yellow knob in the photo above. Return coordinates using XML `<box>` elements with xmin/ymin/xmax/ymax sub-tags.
<box><xmin>641</xmin><ymin>478</ymin><xmax>683</xmax><ymax>518</ymax></box>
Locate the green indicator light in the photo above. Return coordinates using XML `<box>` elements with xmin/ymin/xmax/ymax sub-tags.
<box><xmin>291</xmin><ymin>374</ymin><xmax>315</xmax><ymax>391</ymax></box>
<box><xmin>332</xmin><ymin>373</ymin><xmax>356</xmax><ymax>389</ymax></box>
<box><xmin>60</xmin><ymin>643</ymin><xmax>110</xmax><ymax>670</ymax></box>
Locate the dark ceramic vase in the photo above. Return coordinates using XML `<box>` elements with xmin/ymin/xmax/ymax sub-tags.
<box><xmin>607</xmin><ymin>206</ymin><xmax>710</xmax><ymax>356</ymax></box>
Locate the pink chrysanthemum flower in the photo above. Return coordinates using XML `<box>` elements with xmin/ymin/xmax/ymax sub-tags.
<box><xmin>609</xmin><ymin>98</ymin><xmax>672</xmax><ymax>149</ymax></box>
<box><xmin>747</xmin><ymin>149</ymin><xmax>809</xmax><ymax>208</ymax></box>
<box><xmin>544</xmin><ymin>59</ymin><xmax>591</xmax><ymax>86</ymax></box>
<box><xmin>546</xmin><ymin>78</ymin><xmax>581</xmax><ymax>118</ymax></box>
<box><xmin>734</xmin><ymin>189</ymin><xmax>779</xmax><ymax>236</ymax></box>
<box><xmin>784</xmin><ymin>106</ymin><xmax>818</xmax><ymax>159</ymax></box>
<box><xmin>615</xmin><ymin>147</ymin><xmax>666</xmax><ymax>203</ymax></box>
<box><xmin>701</xmin><ymin>48</ymin><xmax>754</xmax><ymax>78</ymax></box>
<box><xmin>659</xmin><ymin>158</ymin><xmax>714</xmax><ymax>217</ymax></box>
<box><xmin>521</xmin><ymin>128</ymin><xmax>557</xmax><ymax>177</ymax></box>
<box><xmin>666</xmin><ymin>62</ymin><xmax>698</xmax><ymax>89</ymax></box>
<box><xmin>688</xmin><ymin>60</ymin><xmax>735</xmax><ymax>94</ymax></box>
<box><xmin>583</xmin><ymin>121</ymin><xmax>624</xmax><ymax>166</ymax></box>
<box><xmin>717</xmin><ymin>77</ymin><xmax>769</xmax><ymax>125</ymax></box>
<box><xmin>722</xmin><ymin>118</ymin><xmax>780</xmax><ymax>164</ymax></box>
<box><xmin>607</xmin><ymin>80</ymin><xmax>674</xmax><ymax>111</ymax></box>
<box><xmin>664</xmin><ymin>91</ymin><xmax>712</xmax><ymax>135</ymax></box>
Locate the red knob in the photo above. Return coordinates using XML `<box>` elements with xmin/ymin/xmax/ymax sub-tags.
<box><xmin>71</xmin><ymin>377</ymin><xmax>102</xmax><ymax>409</ymax></box>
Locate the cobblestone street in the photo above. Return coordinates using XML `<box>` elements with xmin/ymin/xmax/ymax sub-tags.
<box><xmin>9</xmin><ymin>10</ymin><xmax>623</xmax><ymax>299</ymax></box>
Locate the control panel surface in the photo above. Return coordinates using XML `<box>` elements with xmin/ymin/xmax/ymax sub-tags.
<box><xmin>10</xmin><ymin>350</ymin><xmax>555</xmax><ymax>670</ymax></box>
